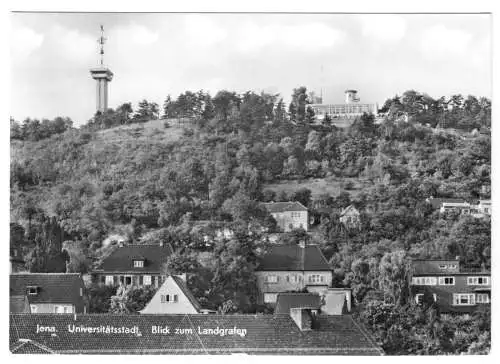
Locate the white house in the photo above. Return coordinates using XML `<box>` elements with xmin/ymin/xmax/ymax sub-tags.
<box><xmin>262</xmin><ymin>201</ymin><xmax>309</xmax><ymax>232</ymax></box>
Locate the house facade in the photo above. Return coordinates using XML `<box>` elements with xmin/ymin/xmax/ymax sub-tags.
<box><xmin>93</xmin><ymin>243</ymin><xmax>173</xmax><ymax>288</ymax></box>
<box><xmin>141</xmin><ymin>274</ymin><xmax>203</xmax><ymax>314</ymax></box>
<box><xmin>262</xmin><ymin>201</ymin><xmax>309</xmax><ymax>232</ymax></box>
<box><xmin>426</xmin><ymin>197</ymin><xmax>491</xmax><ymax>218</ymax></box>
<box><xmin>339</xmin><ymin>205</ymin><xmax>360</xmax><ymax>228</ymax></box>
<box><xmin>256</xmin><ymin>242</ymin><xmax>332</xmax><ymax>304</ymax></box>
<box><xmin>410</xmin><ymin>259</ymin><xmax>491</xmax><ymax>313</ymax></box>
<box><xmin>10</xmin><ymin>273</ymin><xmax>87</xmax><ymax>314</ymax></box>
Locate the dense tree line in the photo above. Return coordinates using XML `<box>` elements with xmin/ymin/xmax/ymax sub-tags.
<box><xmin>10</xmin><ymin>116</ymin><xmax>73</xmax><ymax>141</ymax></box>
<box><xmin>10</xmin><ymin>86</ymin><xmax>490</xmax><ymax>348</ymax></box>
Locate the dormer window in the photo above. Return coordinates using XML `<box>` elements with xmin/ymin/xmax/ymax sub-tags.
<box><xmin>133</xmin><ymin>260</ymin><xmax>144</xmax><ymax>268</ymax></box>
<box><xmin>27</xmin><ymin>286</ymin><xmax>38</xmax><ymax>295</ymax></box>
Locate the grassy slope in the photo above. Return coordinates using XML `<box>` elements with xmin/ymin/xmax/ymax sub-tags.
<box><xmin>263</xmin><ymin>176</ymin><xmax>371</xmax><ymax>199</ymax></box>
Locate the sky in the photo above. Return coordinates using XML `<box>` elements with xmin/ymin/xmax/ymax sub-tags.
<box><xmin>10</xmin><ymin>13</ymin><xmax>492</xmax><ymax>126</ymax></box>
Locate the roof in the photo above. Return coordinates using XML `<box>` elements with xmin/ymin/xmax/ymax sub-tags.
<box><xmin>258</xmin><ymin>244</ymin><xmax>331</xmax><ymax>271</ymax></box>
<box><xmin>10</xmin><ymin>339</ymin><xmax>54</xmax><ymax>354</ymax></box>
<box><xmin>411</xmin><ymin>259</ymin><xmax>460</xmax><ymax>275</ymax></box>
<box><xmin>262</xmin><ymin>201</ymin><xmax>308</xmax><ymax>213</ymax></box>
<box><xmin>275</xmin><ymin>293</ymin><xmax>322</xmax><ymax>314</ymax></box>
<box><xmin>10</xmin><ymin>273</ymin><xmax>84</xmax><ymax>306</ymax></box>
<box><xmin>10</xmin><ymin>295</ymin><xmax>29</xmax><ymax>313</ymax></box>
<box><xmin>9</xmin><ymin>313</ymin><xmax>383</xmax><ymax>355</ymax></box>
<box><xmin>340</xmin><ymin>205</ymin><xmax>359</xmax><ymax>217</ymax></box>
<box><xmin>170</xmin><ymin>275</ymin><xmax>202</xmax><ymax>312</ymax></box>
<box><xmin>96</xmin><ymin>244</ymin><xmax>174</xmax><ymax>273</ymax></box>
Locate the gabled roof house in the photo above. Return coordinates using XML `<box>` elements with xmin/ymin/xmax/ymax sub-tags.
<box><xmin>10</xmin><ymin>273</ymin><xmax>87</xmax><ymax>314</ymax></box>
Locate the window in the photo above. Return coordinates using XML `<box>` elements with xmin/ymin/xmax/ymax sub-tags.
<box><xmin>30</xmin><ymin>305</ymin><xmax>38</xmax><ymax>313</ymax></box>
<box><xmin>467</xmin><ymin>277</ymin><xmax>490</xmax><ymax>286</ymax></box>
<box><xmin>161</xmin><ymin>294</ymin><xmax>170</xmax><ymax>303</ymax></box>
<box><xmin>476</xmin><ymin>294</ymin><xmax>490</xmax><ymax>304</ymax></box>
<box><xmin>105</xmin><ymin>275</ymin><xmax>114</xmax><ymax>286</ymax></box>
<box><xmin>264</xmin><ymin>293</ymin><xmax>278</xmax><ymax>303</ymax></box>
<box><xmin>439</xmin><ymin>277</ymin><xmax>455</xmax><ymax>286</ymax></box>
<box><xmin>173</xmin><ymin>294</ymin><xmax>178</xmax><ymax>303</ymax></box>
<box><xmin>308</xmin><ymin>274</ymin><xmax>324</xmax><ymax>284</ymax></box>
<box><xmin>143</xmin><ymin>275</ymin><xmax>151</xmax><ymax>285</ymax></box>
<box><xmin>412</xmin><ymin>277</ymin><xmax>437</xmax><ymax>286</ymax></box>
<box><xmin>133</xmin><ymin>260</ymin><xmax>144</xmax><ymax>268</ymax></box>
<box><xmin>291</xmin><ymin>212</ymin><xmax>301</xmax><ymax>219</ymax></box>
<box><xmin>27</xmin><ymin>286</ymin><xmax>38</xmax><ymax>295</ymax></box>
<box><xmin>438</xmin><ymin>264</ymin><xmax>446</xmax><ymax>269</ymax></box>
<box><xmin>54</xmin><ymin>305</ymin><xmax>72</xmax><ymax>313</ymax></box>
<box><xmin>265</xmin><ymin>275</ymin><xmax>279</xmax><ymax>283</ymax></box>
<box><xmin>415</xmin><ymin>294</ymin><xmax>424</xmax><ymax>305</ymax></box>
<box><xmin>453</xmin><ymin>294</ymin><xmax>476</xmax><ymax>306</ymax></box>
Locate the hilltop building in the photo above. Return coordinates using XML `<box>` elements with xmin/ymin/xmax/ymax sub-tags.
<box><xmin>309</xmin><ymin>90</ymin><xmax>378</xmax><ymax>121</ymax></box>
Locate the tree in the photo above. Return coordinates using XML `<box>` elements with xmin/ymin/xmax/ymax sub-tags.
<box><xmin>289</xmin><ymin>86</ymin><xmax>310</xmax><ymax>123</ymax></box>
<box><xmin>378</xmin><ymin>250</ymin><xmax>411</xmax><ymax>305</ymax></box>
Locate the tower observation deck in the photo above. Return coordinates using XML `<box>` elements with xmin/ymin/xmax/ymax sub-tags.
<box><xmin>90</xmin><ymin>25</ymin><xmax>113</xmax><ymax>113</ymax></box>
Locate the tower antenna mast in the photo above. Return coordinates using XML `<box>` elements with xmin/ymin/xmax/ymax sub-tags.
<box><xmin>98</xmin><ymin>25</ymin><xmax>107</xmax><ymax>65</ymax></box>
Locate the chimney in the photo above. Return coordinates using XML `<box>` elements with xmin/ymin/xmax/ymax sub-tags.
<box><xmin>290</xmin><ymin>308</ymin><xmax>316</xmax><ymax>331</ymax></box>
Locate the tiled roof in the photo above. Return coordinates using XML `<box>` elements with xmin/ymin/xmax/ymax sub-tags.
<box><xmin>10</xmin><ymin>339</ymin><xmax>54</xmax><ymax>354</ymax></box>
<box><xmin>9</xmin><ymin>313</ymin><xmax>383</xmax><ymax>355</ymax></box>
<box><xmin>258</xmin><ymin>244</ymin><xmax>331</xmax><ymax>271</ymax></box>
<box><xmin>10</xmin><ymin>295</ymin><xmax>29</xmax><ymax>313</ymax></box>
<box><xmin>171</xmin><ymin>276</ymin><xmax>202</xmax><ymax>312</ymax></box>
<box><xmin>10</xmin><ymin>273</ymin><xmax>84</xmax><ymax>307</ymax></box>
<box><xmin>96</xmin><ymin>244</ymin><xmax>173</xmax><ymax>273</ymax></box>
<box><xmin>275</xmin><ymin>293</ymin><xmax>322</xmax><ymax>314</ymax></box>
<box><xmin>263</xmin><ymin>201</ymin><xmax>308</xmax><ymax>213</ymax></box>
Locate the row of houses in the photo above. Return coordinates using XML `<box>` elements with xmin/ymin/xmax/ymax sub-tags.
<box><xmin>10</xmin><ymin>240</ymin><xmax>491</xmax><ymax>316</ymax></box>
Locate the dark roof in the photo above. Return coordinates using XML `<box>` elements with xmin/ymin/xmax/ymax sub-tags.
<box><xmin>426</xmin><ymin>197</ymin><xmax>467</xmax><ymax>209</ymax></box>
<box><xmin>275</xmin><ymin>293</ymin><xmax>322</xmax><ymax>314</ymax></box>
<box><xmin>10</xmin><ymin>295</ymin><xmax>29</xmax><ymax>313</ymax></box>
<box><xmin>9</xmin><ymin>313</ymin><xmax>383</xmax><ymax>355</ymax></box>
<box><xmin>171</xmin><ymin>276</ymin><xmax>202</xmax><ymax>312</ymax></box>
<box><xmin>258</xmin><ymin>244</ymin><xmax>331</xmax><ymax>271</ymax></box>
<box><xmin>340</xmin><ymin>205</ymin><xmax>359</xmax><ymax>216</ymax></box>
<box><xmin>411</xmin><ymin>259</ymin><xmax>460</xmax><ymax>275</ymax></box>
<box><xmin>263</xmin><ymin>201</ymin><xmax>308</xmax><ymax>213</ymax></box>
<box><xmin>10</xmin><ymin>274</ymin><xmax>84</xmax><ymax>307</ymax></box>
<box><xmin>96</xmin><ymin>244</ymin><xmax>173</xmax><ymax>273</ymax></box>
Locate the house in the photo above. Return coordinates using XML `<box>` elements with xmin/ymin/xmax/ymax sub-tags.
<box><xmin>262</xmin><ymin>201</ymin><xmax>309</xmax><ymax>232</ymax></box>
<box><xmin>93</xmin><ymin>243</ymin><xmax>174</xmax><ymax>288</ymax></box>
<box><xmin>255</xmin><ymin>241</ymin><xmax>332</xmax><ymax>304</ymax></box>
<box><xmin>425</xmin><ymin>197</ymin><xmax>473</xmax><ymax>215</ymax></box>
<box><xmin>275</xmin><ymin>288</ymin><xmax>353</xmax><ymax>316</ymax></box>
<box><xmin>470</xmin><ymin>200</ymin><xmax>491</xmax><ymax>218</ymax></box>
<box><xmin>10</xmin><ymin>246</ymin><xmax>25</xmax><ymax>274</ymax></box>
<box><xmin>339</xmin><ymin>205</ymin><xmax>360</xmax><ymax>228</ymax></box>
<box><xmin>10</xmin><ymin>273</ymin><xmax>87</xmax><ymax>314</ymax></box>
<box><xmin>10</xmin><ymin>313</ymin><xmax>383</xmax><ymax>355</ymax></box>
<box><xmin>410</xmin><ymin>259</ymin><xmax>491</xmax><ymax>313</ymax></box>
<box><xmin>141</xmin><ymin>274</ymin><xmax>204</xmax><ymax>314</ymax></box>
